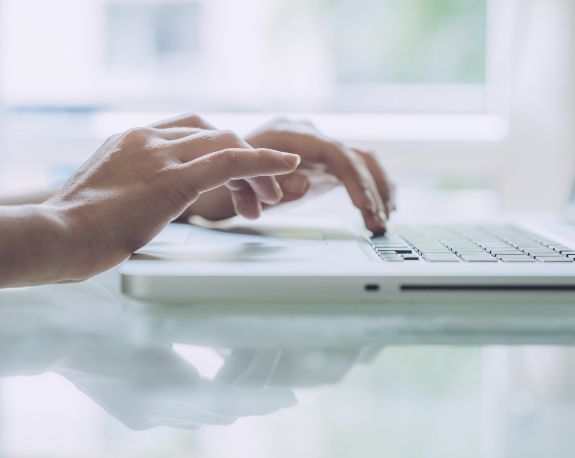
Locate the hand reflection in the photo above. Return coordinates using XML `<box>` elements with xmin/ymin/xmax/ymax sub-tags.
<box><xmin>55</xmin><ymin>341</ymin><xmax>296</xmax><ymax>431</ymax></box>
<box><xmin>0</xmin><ymin>276</ymin><xmax>382</xmax><ymax>431</ymax></box>
<box><xmin>216</xmin><ymin>346</ymin><xmax>381</xmax><ymax>388</ymax></box>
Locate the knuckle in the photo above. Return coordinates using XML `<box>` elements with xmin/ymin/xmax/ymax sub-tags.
<box><xmin>216</xmin><ymin>129</ymin><xmax>243</xmax><ymax>147</ymax></box>
<box><xmin>121</xmin><ymin>126</ymin><xmax>153</xmax><ymax>145</ymax></box>
<box><xmin>182</xmin><ymin>113</ymin><xmax>204</xmax><ymax>126</ymax></box>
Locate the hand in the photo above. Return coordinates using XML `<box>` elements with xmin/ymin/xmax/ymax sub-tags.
<box><xmin>245</xmin><ymin>118</ymin><xmax>396</xmax><ymax>235</ymax></box>
<box><xmin>46</xmin><ymin>114</ymin><xmax>299</xmax><ymax>281</ymax></box>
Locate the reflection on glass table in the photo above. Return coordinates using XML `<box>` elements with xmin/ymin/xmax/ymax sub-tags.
<box><xmin>2</xmin><ymin>269</ymin><xmax>575</xmax><ymax>458</ymax></box>
<box><xmin>0</xmin><ymin>275</ymin><xmax>382</xmax><ymax>432</ymax></box>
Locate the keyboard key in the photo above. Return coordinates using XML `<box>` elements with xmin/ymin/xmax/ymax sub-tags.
<box><xmin>524</xmin><ymin>251</ymin><xmax>560</xmax><ymax>256</ymax></box>
<box><xmin>460</xmin><ymin>255</ymin><xmax>498</xmax><ymax>262</ymax></box>
<box><xmin>414</xmin><ymin>246</ymin><xmax>448</xmax><ymax>252</ymax></box>
<box><xmin>498</xmin><ymin>255</ymin><xmax>536</xmax><ymax>262</ymax></box>
<box><xmin>375</xmin><ymin>248</ymin><xmax>413</xmax><ymax>254</ymax></box>
<box><xmin>490</xmin><ymin>249</ymin><xmax>524</xmax><ymax>255</ymax></box>
<box><xmin>379</xmin><ymin>254</ymin><xmax>404</xmax><ymax>262</ymax></box>
<box><xmin>529</xmin><ymin>255</ymin><xmax>565</xmax><ymax>259</ymax></box>
<box><xmin>423</xmin><ymin>254</ymin><xmax>461</xmax><ymax>262</ymax></box>
<box><xmin>549</xmin><ymin>245</ymin><xmax>570</xmax><ymax>250</ymax></box>
<box><xmin>402</xmin><ymin>255</ymin><xmax>421</xmax><ymax>261</ymax></box>
<box><xmin>536</xmin><ymin>257</ymin><xmax>574</xmax><ymax>262</ymax></box>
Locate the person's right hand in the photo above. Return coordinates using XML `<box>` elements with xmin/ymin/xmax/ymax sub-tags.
<box><xmin>47</xmin><ymin>116</ymin><xmax>300</xmax><ymax>282</ymax></box>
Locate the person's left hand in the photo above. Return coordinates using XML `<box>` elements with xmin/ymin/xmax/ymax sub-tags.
<box><xmin>186</xmin><ymin>118</ymin><xmax>395</xmax><ymax>235</ymax></box>
<box><xmin>245</xmin><ymin>118</ymin><xmax>395</xmax><ymax>234</ymax></box>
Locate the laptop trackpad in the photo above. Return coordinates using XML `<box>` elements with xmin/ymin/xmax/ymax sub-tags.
<box><xmin>134</xmin><ymin>223</ymin><xmax>366</xmax><ymax>263</ymax></box>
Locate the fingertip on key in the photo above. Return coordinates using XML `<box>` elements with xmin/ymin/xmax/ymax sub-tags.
<box><xmin>371</xmin><ymin>225</ymin><xmax>387</xmax><ymax>237</ymax></box>
<box><xmin>364</xmin><ymin>212</ymin><xmax>387</xmax><ymax>236</ymax></box>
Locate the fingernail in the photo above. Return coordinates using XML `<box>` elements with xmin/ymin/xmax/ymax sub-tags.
<box><xmin>364</xmin><ymin>189</ymin><xmax>377</xmax><ymax>213</ymax></box>
<box><xmin>283</xmin><ymin>174</ymin><xmax>309</xmax><ymax>195</ymax></box>
<box><xmin>378</xmin><ymin>211</ymin><xmax>387</xmax><ymax>224</ymax></box>
<box><xmin>282</xmin><ymin>153</ymin><xmax>301</xmax><ymax>168</ymax></box>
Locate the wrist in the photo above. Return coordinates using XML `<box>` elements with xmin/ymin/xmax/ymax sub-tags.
<box><xmin>0</xmin><ymin>204</ymin><xmax>83</xmax><ymax>287</ymax></box>
<box><xmin>44</xmin><ymin>202</ymin><xmax>114</xmax><ymax>282</ymax></box>
<box><xmin>40</xmin><ymin>204</ymin><xmax>90</xmax><ymax>282</ymax></box>
<box><xmin>30</xmin><ymin>204</ymin><xmax>91</xmax><ymax>283</ymax></box>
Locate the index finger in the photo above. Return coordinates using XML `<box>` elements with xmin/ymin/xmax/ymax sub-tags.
<box><xmin>176</xmin><ymin>148</ymin><xmax>300</xmax><ymax>198</ymax></box>
<box><xmin>168</xmin><ymin>130</ymin><xmax>286</xmax><ymax>205</ymax></box>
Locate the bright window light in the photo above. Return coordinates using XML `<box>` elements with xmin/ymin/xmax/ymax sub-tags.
<box><xmin>0</xmin><ymin>0</ymin><xmax>501</xmax><ymax>114</ymax></box>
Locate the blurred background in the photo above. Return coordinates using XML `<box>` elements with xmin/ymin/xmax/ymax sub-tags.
<box><xmin>0</xmin><ymin>0</ymin><xmax>573</xmax><ymax>213</ymax></box>
<box><xmin>2</xmin><ymin>1</ymin><xmax>575</xmax><ymax>457</ymax></box>
<box><xmin>0</xmin><ymin>0</ymin><xmax>489</xmax><ymax>112</ymax></box>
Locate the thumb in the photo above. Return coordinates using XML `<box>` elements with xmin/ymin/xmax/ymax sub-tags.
<box><xmin>178</xmin><ymin>148</ymin><xmax>300</xmax><ymax>196</ymax></box>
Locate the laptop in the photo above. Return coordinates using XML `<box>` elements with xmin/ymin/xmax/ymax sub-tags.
<box><xmin>121</xmin><ymin>184</ymin><xmax>575</xmax><ymax>305</ymax></box>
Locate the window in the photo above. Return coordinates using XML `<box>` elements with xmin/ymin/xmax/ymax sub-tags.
<box><xmin>0</xmin><ymin>0</ymin><xmax>501</xmax><ymax>114</ymax></box>
<box><xmin>106</xmin><ymin>2</ymin><xmax>202</xmax><ymax>71</ymax></box>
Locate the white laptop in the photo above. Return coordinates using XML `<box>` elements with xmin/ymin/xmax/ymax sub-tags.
<box><xmin>121</xmin><ymin>185</ymin><xmax>575</xmax><ymax>305</ymax></box>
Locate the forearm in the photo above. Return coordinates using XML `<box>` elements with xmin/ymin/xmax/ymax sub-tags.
<box><xmin>0</xmin><ymin>205</ymin><xmax>81</xmax><ymax>287</ymax></box>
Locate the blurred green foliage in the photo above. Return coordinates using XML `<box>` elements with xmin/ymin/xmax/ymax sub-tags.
<box><xmin>279</xmin><ymin>0</ymin><xmax>486</xmax><ymax>84</ymax></box>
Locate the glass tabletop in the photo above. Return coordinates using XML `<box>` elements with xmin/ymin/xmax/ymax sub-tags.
<box><xmin>1</xmin><ymin>269</ymin><xmax>575</xmax><ymax>458</ymax></box>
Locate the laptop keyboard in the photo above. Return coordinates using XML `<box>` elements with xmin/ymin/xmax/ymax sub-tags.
<box><xmin>372</xmin><ymin>225</ymin><xmax>575</xmax><ymax>263</ymax></box>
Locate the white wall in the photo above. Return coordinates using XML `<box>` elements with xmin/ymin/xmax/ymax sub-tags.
<box><xmin>0</xmin><ymin>0</ymin><xmax>103</xmax><ymax>106</ymax></box>
<box><xmin>492</xmin><ymin>0</ymin><xmax>575</xmax><ymax>212</ymax></box>
<box><xmin>379</xmin><ymin>0</ymin><xmax>575</xmax><ymax>213</ymax></box>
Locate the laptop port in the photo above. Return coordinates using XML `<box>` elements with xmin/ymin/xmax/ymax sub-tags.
<box><xmin>365</xmin><ymin>284</ymin><xmax>380</xmax><ymax>292</ymax></box>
